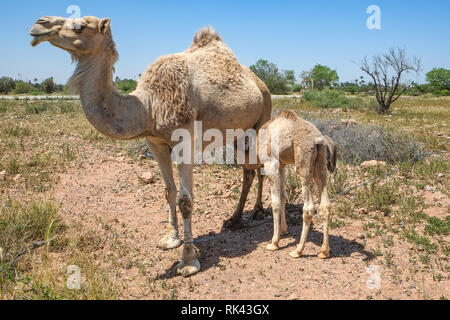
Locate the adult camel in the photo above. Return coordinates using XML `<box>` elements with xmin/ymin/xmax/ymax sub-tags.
<box><xmin>30</xmin><ymin>16</ymin><xmax>272</xmax><ymax>276</ymax></box>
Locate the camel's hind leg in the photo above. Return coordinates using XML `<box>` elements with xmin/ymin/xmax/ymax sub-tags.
<box><xmin>222</xmin><ymin>168</ymin><xmax>255</xmax><ymax>230</ymax></box>
<box><xmin>280</xmin><ymin>167</ymin><xmax>288</xmax><ymax>236</ymax></box>
<box><xmin>252</xmin><ymin>168</ymin><xmax>266</xmax><ymax>220</ymax></box>
<box><xmin>289</xmin><ymin>144</ymin><xmax>316</xmax><ymax>259</ymax></box>
<box><xmin>147</xmin><ymin>140</ymin><xmax>182</xmax><ymax>250</ymax></box>
<box><xmin>266</xmin><ymin>166</ymin><xmax>284</xmax><ymax>251</ymax></box>
<box><xmin>289</xmin><ymin>178</ymin><xmax>314</xmax><ymax>258</ymax></box>
<box><xmin>314</xmin><ymin>148</ymin><xmax>331</xmax><ymax>259</ymax></box>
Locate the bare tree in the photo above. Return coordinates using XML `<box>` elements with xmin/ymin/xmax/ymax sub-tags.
<box><xmin>361</xmin><ymin>47</ymin><xmax>421</xmax><ymax>113</ymax></box>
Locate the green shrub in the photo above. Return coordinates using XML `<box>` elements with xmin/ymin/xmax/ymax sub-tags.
<box><xmin>302</xmin><ymin>89</ymin><xmax>361</xmax><ymax>109</ymax></box>
<box><xmin>14</xmin><ymin>81</ymin><xmax>35</xmax><ymax>94</ymax></box>
<box><xmin>116</xmin><ymin>79</ymin><xmax>137</xmax><ymax>94</ymax></box>
<box><xmin>434</xmin><ymin>89</ymin><xmax>450</xmax><ymax>96</ymax></box>
<box><xmin>0</xmin><ymin>77</ymin><xmax>15</xmax><ymax>94</ymax></box>
<box><xmin>292</xmin><ymin>84</ymin><xmax>302</xmax><ymax>92</ymax></box>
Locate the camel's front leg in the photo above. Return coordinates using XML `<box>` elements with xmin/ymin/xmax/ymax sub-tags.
<box><xmin>147</xmin><ymin>140</ymin><xmax>182</xmax><ymax>250</ymax></box>
<box><xmin>176</xmin><ymin>162</ymin><xmax>200</xmax><ymax>277</ymax></box>
<box><xmin>314</xmin><ymin>157</ymin><xmax>331</xmax><ymax>259</ymax></box>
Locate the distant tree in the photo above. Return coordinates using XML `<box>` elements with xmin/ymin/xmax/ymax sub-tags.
<box><xmin>291</xmin><ymin>83</ymin><xmax>302</xmax><ymax>93</ymax></box>
<box><xmin>0</xmin><ymin>77</ymin><xmax>16</xmax><ymax>94</ymax></box>
<box><xmin>361</xmin><ymin>47</ymin><xmax>421</xmax><ymax>113</ymax></box>
<box><xmin>426</xmin><ymin>68</ymin><xmax>450</xmax><ymax>91</ymax></box>
<box><xmin>41</xmin><ymin>77</ymin><xmax>56</xmax><ymax>94</ymax></box>
<box><xmin>116</xmin><ymin>79</ymin><xmax>137</xmax><ymax>93</ymax></box>
<box><xmin>283</xmin><ymin>70</ymin><xmax>296</xmax><ymax>87</ymax></box>
<box><xmin>301</xmin><ymin>64</ymin><xmax>339</xmax><ymax>90</ymax></box>
<box><xmin>250</xmin><ymin>59</ymin><xmax>292</xmax><ymax>94</ymax></box>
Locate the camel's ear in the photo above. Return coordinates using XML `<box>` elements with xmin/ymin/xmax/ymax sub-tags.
<box><xmin>99</xmin><ymin>18</ymin><xmax>111</xmax><ymax>34</ymax></box>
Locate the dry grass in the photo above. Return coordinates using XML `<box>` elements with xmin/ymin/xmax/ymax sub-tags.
<box><xmin>0</xmin><ymin>100</ymin><xmax>119</xmax><ymax>299</ymax></box>
<box><xmin>0</xmin><ymin>96</ymin><xmax>449</xmax><ymax>299</ymax></box>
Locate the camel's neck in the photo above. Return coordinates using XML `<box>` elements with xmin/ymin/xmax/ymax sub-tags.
<box><xmin>68</xmin><ymin>45</ymin><xmax>150</xmax><ymax>140</ymax></box>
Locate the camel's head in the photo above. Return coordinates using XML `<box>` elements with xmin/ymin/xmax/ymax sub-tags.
<box><xmin>30</xmin><ymin>16</ymin><xmax>112</xmax><ymax>57</ymax></box>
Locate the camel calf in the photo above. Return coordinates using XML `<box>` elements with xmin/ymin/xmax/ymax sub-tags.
<box><xmin>258</xmin><ymin>110</ymin><xmax>337</xmax><ymax>259</ymax></box>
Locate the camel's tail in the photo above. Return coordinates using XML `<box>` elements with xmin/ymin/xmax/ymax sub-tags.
<box><xmin>314</xmin><ymin>136</ymin><xmax>337</xmax><ymax>173</ymax></box>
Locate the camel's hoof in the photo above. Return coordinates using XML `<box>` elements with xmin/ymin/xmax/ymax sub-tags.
<box><xmin>265</xmin><ymin>243</ymin><xmax>279</xmax><ymax>251</ymax></box>
<box><xmin>176</xmin><ymin>259</ymin><xmax>201</xmax><ymax>277</ymax></box>
<box><xmin>222</xmin><ymin>219</ymin><xmax>245</xmax><ymax>232</ymax></box>
<box><xmin>158</xmin><ymin>235</ymin><xmax>182</xmax><ymax>250</ymax></box>
<box><xmin>251</xmin><ymin>205</ymin><xmax>266</xmax><ymax>220</ymax></box>
<box><xmin>281</xmin><ymin>229</ymin><xmax>289</xmax><ymax>236</ymax></box>
<box><xmin>289</xmin><ymin>250</ymin><xmax>302</xmax><ymax>259</ymax></box>
<box><xmin>317</xmin><ymin>251</ymin><xmax>329</xmax><ymax>259</ymax></box>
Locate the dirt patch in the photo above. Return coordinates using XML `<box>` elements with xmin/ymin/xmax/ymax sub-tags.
<box><xmin>52</xmin><ymin>145</ymin><xmax>449</xmax><ymax>300</ymax></box>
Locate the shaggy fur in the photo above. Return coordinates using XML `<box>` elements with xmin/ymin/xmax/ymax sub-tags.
<box><xmin>190</xmin><ymin>26</ymin><xmax>222</xmax><ymax>49</ymax></box>
<box><xmin>140</xmin><ymin>55</ymin><xmax>193</xmax><ymax>132</ymax></box>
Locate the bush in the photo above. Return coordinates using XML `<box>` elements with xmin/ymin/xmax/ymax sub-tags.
<box><xmin>116</xmin><ymin>79</ymin><xmax>137</xmax><ymax>94</ymax></box>
<box><xmin>433</xmin><ymin>89</ymin><xmax>450</xmax><ymax>96</ymax></box>
<box><xmin>302</xmin><ymin>89</ymin><xmax>361</xmax><ymax>109</ymax></box>
<box><xmin>0</xmin><ymin>77</ymin><xmax>15</xmax><ymax>94</ymax></box>
<box><xmin>291</xmin><ymin>84</ymin><xmax>302</xmax><ymax>93</ymax></box>
<box><xmin>306</xmin><ymin>118</ymin><xmax>426</xmax><ymax>164</ymax></box>
<box><xmin>14</xmin><ymin>81</ymin><xmax>34</xmax><ymax>94</ymax></box>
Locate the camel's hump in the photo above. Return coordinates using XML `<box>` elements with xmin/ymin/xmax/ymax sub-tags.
<box><xmin>190</xmin><ymin>26</ymin><xmax>222</xmax><ymax>49</ymax></box>
<box><xmin>277</xmin><ymin>110</ymin><xmax>299</xmax><ymax>121</ymax></box>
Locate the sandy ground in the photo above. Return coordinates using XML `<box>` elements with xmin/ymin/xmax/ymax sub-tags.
<box><xmin>51</xmin><ymin>144</ymin><xmax>449</xmax><ymax>300</ymax></box>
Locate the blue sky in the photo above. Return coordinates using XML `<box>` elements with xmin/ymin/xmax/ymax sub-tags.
<box><xmin>1</xmin><ymin>0</ymin><xmax>449</xmax><ymax>84</ymax></box>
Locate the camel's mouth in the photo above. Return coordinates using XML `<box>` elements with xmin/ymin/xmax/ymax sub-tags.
<box><xmin>30</xmin><ymin>21</ymin><xmax>58</xmax><ymax>47</ymax></box>
<box><xmin>30</xmin><ymin>32</ymin><xmax>54</xmax><ymax>47</ymax></box>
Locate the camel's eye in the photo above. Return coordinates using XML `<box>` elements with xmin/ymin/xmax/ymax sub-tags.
<box><xmin>74</xmin><ymin>23</ymin><xmax>85</xmax><ymax>34</ymax></box>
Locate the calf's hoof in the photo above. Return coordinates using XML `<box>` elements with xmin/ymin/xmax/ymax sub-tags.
<box><xmin>158</xmin><ymin>234</ymin><xmax>182</xmax><ymax>250</ymax></box>
<box><xmin>265</xmin><ymin>243</ymin><xmax>279</xmax><ymax>251</ymax></box>
<box><xmin>289</xmin><ymin>250</ymin><xmax>302</xmax><ymax>259</ymax></box>
<box><xmin>176</xmin><ymin>259</ymin><xmax>201</xmax><ymax>277</ymax></box>
<box><xmin>317</xmin><ymin>250</ymin><xmax>330</xmax><ymax>259</ymax></box>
